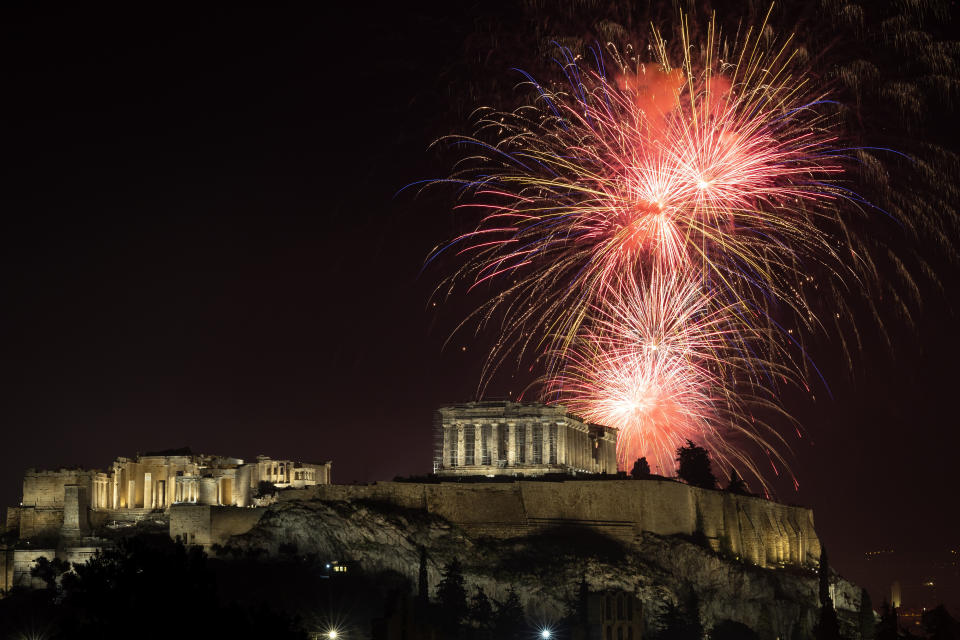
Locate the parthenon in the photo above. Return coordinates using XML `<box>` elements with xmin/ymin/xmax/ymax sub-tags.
<box><xmin>434</xmin><ymin>401</ymin><xmax>618</xmax><ymax>476</ymax></box>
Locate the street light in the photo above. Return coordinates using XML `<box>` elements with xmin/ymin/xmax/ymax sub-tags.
<box><xmin>326</xmin><ymin>631</ymin><xmax>338</xmax><ymax>640</ymax></box>
<box><xmin>540</xmin><ymin>629</ymin><xmax>552</xmax><ymax>639</ymax></box>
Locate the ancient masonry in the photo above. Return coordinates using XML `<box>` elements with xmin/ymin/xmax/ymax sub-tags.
<box><xmin>2</xmin><ymin>402</ymin><xmax>823</xmax><ymax>596</ymax></box>
<box><xmin>1</xmin><ymin>450</ymin><xmax>331</xmax><ymax>591</ymax></box>
<box><xmin>435</xmin><ymin>401</ymin><xmax>618</xmax><ymax>476</ymax></box>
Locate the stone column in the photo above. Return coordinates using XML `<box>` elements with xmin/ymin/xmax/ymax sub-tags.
<box><xmin>442</xmin><ymin>424</ymin><xmax>451</xmax><ymax>467</ymax></box>
<box><xmin>490</xmin><ymin>424</ymin><xmax>499</xmax><ymax>466</ymax></box>
<box><xmin>542</xmin><ymin>425</ymin><xmax>550</xmax><ymax>465</ymax></box>
<box><xmin>456</xmin><ymin>424</ymin><xmax>465</xmax><ymax>468</ymax></box>
<box><xmin>556</xmin><ymin>423</ymin><xmax>562</xmax><ymax>465</ymax></box>
<box><xmin>577</xmin><ymin>429</ymin><xmax>584</xmax><ymax>469</ymax></box>
<box><xmin>127</xmin><ymin>480</ymin><xmax>136</xmax><ymax>509</ymax></box>
<box><xmin>474</xmin><ymin>424</ymin><xmax>482</xmax><ymax>467</ymax></box>
<box><xmin>525</xmin><ymin>421</ymin><xmax>534</xmax><ymax>466</ymax></box>
<box><xmin>144</xmin><ymin>473</ymin><xmax>152</xmax><ymax>509</ymax></box>
<box><xmin>507</xmin><ymin>423</ymin><xmax>516</xmax><ymax>465</ymax></box>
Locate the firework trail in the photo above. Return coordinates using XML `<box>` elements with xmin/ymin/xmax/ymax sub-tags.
<box><xmin>427</xmin><ymin>10</ymin><xmax>867</xmax><ymax>486</ymax></box>
<box><xmin>543</xmin><ymin>267</ymin><xmax>794</xmax><ymax>479</ymax></box>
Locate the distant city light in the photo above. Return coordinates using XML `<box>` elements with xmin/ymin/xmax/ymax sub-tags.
<box><xmin>540</xmin><ymin>629</ymin><xmax>552</xmax><ymax>639</ymax></box>
<box><xmin>327</xmin><ymin>631</ymin><xmax>338</xmax><ymax>640</ymax></box>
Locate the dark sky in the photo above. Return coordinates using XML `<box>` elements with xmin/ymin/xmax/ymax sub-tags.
<box><xmin>2</xmin><ymin>5</ymin><xmax>958</xmax><ymax>614</ymax></box>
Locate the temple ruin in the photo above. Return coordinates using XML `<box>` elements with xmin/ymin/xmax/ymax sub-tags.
<box><xmin>434</xmin><ymin>401</ymin><xmax>618</xmax><ymax>476</ymax></box>
<box><xmin>1</xmin><ymin>449</ymin><xmax>330</xmax><ymax>591</ymax></box>
<box><xmin>2</xmin><ymin>403</ymin><xmax>825</xmax><ymax>598</ymax></box>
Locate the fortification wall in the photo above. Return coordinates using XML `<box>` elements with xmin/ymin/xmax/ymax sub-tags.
<box><xmin>5</xmin><ymin>507</ymin><xmax>20</xmax><ymax>534</ymax></box>
<box><xmin>0</xmin><ymin>546</ymin><xmax>12</xmax><ymax>594</ymax></box>
<box><xmin>169</xmin><ymin>505</ymin><xmax>265</xmax><ymax>548</ymax></box>
<box><xmin>22</xmin><ymin>470</ymin><xmax>97</xmax><ymax>508</ymax></box>
<box><xmin>12</xmin><ymin>549</ymin><xmax>55</xmax><ymax>589</ymax></box>
<box><xmin>16</xmin><ymin>507</ymin><xmax>64</xmax><ymax>540</ymax></box>
<box><xmin>286</xmin><ymin>480</ymin><xmax>819</xmax><ymax>568</ymax></box>
<box><xmin>170</xmin><ymin>505</ymin><xmax>212</xmax><ymax>545</ymax></box>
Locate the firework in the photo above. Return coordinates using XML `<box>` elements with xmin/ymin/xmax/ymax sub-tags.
<box><xmin>543</xmin><ymin>267</ymin><xmax>793</xmax><ymax>482</ymax></box>
<box><xmin>427</xmin><ymin>11</ymin><xmax>862</xmax><ymax>484</ymax></box>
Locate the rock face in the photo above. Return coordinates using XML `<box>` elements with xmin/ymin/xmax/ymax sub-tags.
<box><xmin>229</xmin><ymin>497</ymin><xmax>865</xmax><ymax>639</ymax></box>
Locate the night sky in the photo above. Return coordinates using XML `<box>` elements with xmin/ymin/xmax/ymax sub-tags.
<box><xmin>3</xmin><ymin>5</ymin><xmax>958</xmax><ymax>614</ymax></box>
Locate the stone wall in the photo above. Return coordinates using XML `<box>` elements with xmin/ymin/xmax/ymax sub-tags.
<box><xmin>281</xmin><ymin>480</ymin><xmax>820</xmax><ymax>568</ymax></box>
<box><xmin>22</xmin><ymin>469</ymin><xmax>97</xmax><ymax>509</ymax></box>
<box><xmin>15</xmin><ymin>506</ymin><xmax>65</xmax><ymax>540</ymax></box>
<box><xmin>4</xmin><ymin>507</ymin><xmax>20</xmax><ymax>534</ymax></box>
<box><xmin>12</xmin><ymin>549</ymin><xmax>55</xmax><ymax>589</ymax></box>
<box><xmin>0</xmin><ymin>545</ymin><xmax>12</xmax><ymax>593</ymax></box>
<box><xmin>169</xmin><ymin>505</ymin><xmax>265</xmax><ymax>548</ymax></box>
<box><xmin>9</xmin><ymin>547</ymin><xmax>101</xmax><ymax>590</ymax></box>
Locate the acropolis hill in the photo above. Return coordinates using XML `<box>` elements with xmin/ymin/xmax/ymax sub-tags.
<box><xmin>0</xmin><ymin>402</ymin><xmax>867</xmax><ymax>638</ymax></box>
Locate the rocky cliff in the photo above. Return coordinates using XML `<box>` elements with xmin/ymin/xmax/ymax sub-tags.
<box><xmin>228</xmin><ymin>497</ymin><xmax>865</xmax><ymax>639</ymax></box>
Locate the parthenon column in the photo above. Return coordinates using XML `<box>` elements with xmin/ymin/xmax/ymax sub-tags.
<box><xmin>474</xmin><ymin>424</ymin><xmax>482</xmax><ymax>466</ymax></box>
<box><xmin>557</xmin><ymin>423</ymin><xmax>567</xmax><ymax>465</ymax></box>
<box><xmin>576</xmin><ymin>429</ymin><xmax>584</xmax><ymax>468</ymax></box>
<box><xmin>525</xmin><ymin>422</ymin><xmax>534</xmax><ymax>465</ymax></box>
<box><xmin>540</xmin><ymin>424</ymin><xmax>547</xmax><ymax>465</ymax></box>
<box><xmin>507</xmin><ymin>423</ymin><xmax>516</xmax><ymax>465</ymax></box>
<box><xmin>442</xmin><ymin>424</ymin><xmax>451</xmax><ymax>467</ymax></box>
<box><xmin>490</xmin><ymin>424</ymin><xmax>499</xmax><ymax>466</ymax></box>
<box><xmin>456</xmin><ymin>424</ymin><xmax>465</xmax><ymax>468</ymax></box>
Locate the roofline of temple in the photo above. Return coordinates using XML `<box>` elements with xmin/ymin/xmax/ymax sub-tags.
<box><xmin>435</xmin><ymin>400</ymin><xmax>618</xmax><ymax>433</ymax></box>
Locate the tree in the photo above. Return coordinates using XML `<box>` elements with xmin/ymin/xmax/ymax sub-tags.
<box><xmin>675</xmin><ymin>441</ymin><xmax>717</xmax><ymax>489</ymax></box>
<box><xmin>30</xmin><ymin>556</ymin><xmax>70</xmax><ymax>591</ymax></box>
<box><xmin>876</xmin><ymin>602</ymin><xmax>898</xmax><ymax>640</ymax></box>
<box><xmin>417</xmin><ymin>546</ymin><xmax>429</xmax><ymax>607</ymax></box>
<box><xmin>436</xmin><ymin>558</ymin><xmax>469</xmax><ymax>637</ymax></box>
<box><xmin>256</xmin><ymin>480</ymin><xmax>278</xmax><ymax>497</ymax></box>
<box><xmin>494</xmin><ymin>588</ymin><xmax>526</xmax><ymax>640</ymax></box>
<box><xmin>922</xmin><ymin>605</ymin><xmax>960</xmax><ymax>640</ymax></box>
<box><xmin>658</xmin><ymin>594</ymin><xmax>704</xmax><ymax>640</ymax></box>
<box><xmin>631</xmin><ymin>457</ymin><xmax>651</xmax><ymax>478</ymax></box>
<box><xmin>53</xmin><ymin>536</ymin><xmax>304</xmax><ymax>637</ymax></box>
<box><xmin>725</xmin><ymin>469</ymin><xmax>748</xmax><ymax>495</ymax></box>
<box><xmin>859</xmin><ymin>587</ymin><xmax>875</xmax><ymax>640</ymax></box>
<box><xmin>813</xmin><ymin>546</ymin><xmax>842</xmax><ymax>640</ymax></box>
<box><xmin>712</xmin><ymin>619</ymin><xmax>760</xmax><ymax>640</ymax></box>
<box><xmin>470</xmin><ymin>586</ymin><xmax>495</xmax><ymax>639</ymax></box>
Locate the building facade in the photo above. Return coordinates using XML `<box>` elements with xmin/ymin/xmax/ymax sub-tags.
<box><xmin>5</xmin><ymin>450</ymin><xmax>331</xmax><ymax>542</ymax></box>
<box><xmin>434</xmin><ymin>401</ymin><xmax>618</xmax><ymax>476</ymax></box>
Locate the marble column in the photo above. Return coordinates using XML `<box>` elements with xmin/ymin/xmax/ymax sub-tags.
<box><xmin>456</xmin><ymin>424</ymin><xmax>465</xmax><ymax>468</ymax></box>
<box><xmin>442</xmin><ymin>424</ymin><xmax>451</xmax><ymax>467</ymax></box>
<box><xmin>507</xmin><ymin>423</ymin><xmax>516</xmax><ymax>465</ymax></box>
<box><xmin>144</xmin><ymin>473</ymin><xmax>152</xmax><ymax>509</ymax></box>
<box><xmin>558</xmin><ymin>423</ymin><xmax>567</xmax><ymax>465</ymax></box>
<box><xmin>474</xmin><ymin>424</ymin><xmax>482</xmax><ymax>466</ymax></box>
<box><xmin>525</xmin><ymin>422</ymin><xmax>534</xmax><ymax>465</ymax></box>
<box><xmin>490</xmin><ymin>424</ymin><xmax>499</xmax><ymax>466</ymax></box>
